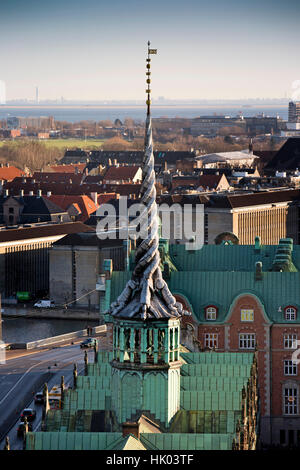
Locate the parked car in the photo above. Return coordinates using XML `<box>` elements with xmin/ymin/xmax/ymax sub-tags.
<box><xmin>33</xmin><ymin>300</ymin><xmax>55</xmax><ymax>308</ymax></box>
<box><xmin>80</xmin><ymin>338</ymin><xmax>98</xmax><ymax>349</ymax></box>
<box><xmin>17</xmin><ymin>420</ymin><xmax>32</xmax><ymax>437</ymax></box>
<box><xmin>20</xmin><ymin>408</ymin><xmax>36</xmax><ymax>422</ymax></box>
<box><xmin>34</xmin><ymin>392</ymin><xmax>44</xmax><ymax>404</ymax></box>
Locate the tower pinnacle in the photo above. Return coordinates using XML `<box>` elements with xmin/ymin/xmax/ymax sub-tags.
<box><xmin>108</xmin><ymin>42</ymin><xmax>186</xmax><ymax>321</ymax></box>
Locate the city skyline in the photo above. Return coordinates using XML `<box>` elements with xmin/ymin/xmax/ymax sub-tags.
<box><xmin>0</xmin><ymin>0</ymin><xmax>300</xmax><ymax>102</ymax></box>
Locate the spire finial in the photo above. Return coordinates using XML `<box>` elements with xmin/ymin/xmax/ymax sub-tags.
<box><xmin>146</xmin><ymin>41</ymin><xmax>157</xmax><ymax>116</ymax></box>
<box><xmin>107</xmin><ymin>43</ymin><xmax>189</xmax><ymax>321</ymax></box>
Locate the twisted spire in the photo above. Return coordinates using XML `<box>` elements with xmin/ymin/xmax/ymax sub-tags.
<box><xmin>108</xmin><ymin>42</ymin><xmax>185</xmax><ymax>321</ymax></box>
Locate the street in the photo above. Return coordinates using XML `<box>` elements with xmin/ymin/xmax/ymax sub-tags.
<box><xmin>0</xmin><ymin>342</ymin><xmax>95</xmax><ymax>450</ymax></box>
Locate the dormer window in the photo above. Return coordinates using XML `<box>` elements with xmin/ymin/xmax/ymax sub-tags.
<box><xmin>205</xmin><ymin>306</ymin><xmax>217</xmax><ymax>321</ymax></box>
<box><xmin>241</xmin><ymin>309</ymin><xmax>254</xmax><ymax>322</ymax></box>
<box><xmin>285</xmin><ymin>306</ymin><xmax>297</xmax><ymax>321</ymax></box>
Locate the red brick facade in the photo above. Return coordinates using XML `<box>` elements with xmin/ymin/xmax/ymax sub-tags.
<box><xmin>176</xmin><ymin>292</ymin><xmax>300</xmax><ymax>445</ymax></box>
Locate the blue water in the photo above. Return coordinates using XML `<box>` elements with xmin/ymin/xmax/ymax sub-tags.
<box><xmin>0</xmin><ymin>105</ymin><xmax>288</xmax><ymax>123</ymax></box>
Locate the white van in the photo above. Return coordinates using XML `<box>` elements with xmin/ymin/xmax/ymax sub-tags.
<box><xmin>33</xmin><ymin>300</ymin><xmax>55</xmax><ymax>308</ymax></box>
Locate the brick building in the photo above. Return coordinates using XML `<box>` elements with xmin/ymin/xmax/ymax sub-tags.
<box><xmin>103</xmin><ymin>237</ymin><xmax>300</xmax><ymax>446</ymax></box>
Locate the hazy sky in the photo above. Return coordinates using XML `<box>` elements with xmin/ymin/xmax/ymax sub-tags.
<box><xmin>1</xmin><ymin>0</ymin><xmax>300</xmax><ymax>101</ymax></box>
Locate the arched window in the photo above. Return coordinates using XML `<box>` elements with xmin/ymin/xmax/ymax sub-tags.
<box><xmin>205</xmin><ymin>306</ymin><xmax>217</xmax><ymax>321</ymax></box>
<box><xmin>285</xmin><ymin>306</ymin><xmax>297</xmax><ymax>321</ymax></box>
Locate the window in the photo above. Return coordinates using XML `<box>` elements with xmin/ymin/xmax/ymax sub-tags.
<box><xmin>239</xmin><ymin>333</ymin><xmax>256</xmax><ymax>349</ymax></box>
<box><xmin>280</xmin><ymin>430</ymin><xmax>286</xmax><ymax>445</ymax></box>
<box><xmin>205</xmin><ymin>306</ymin><xmax>217</xmax><ymax>321</ymax></box>
<box><xmin>9</xmin><ymin>207</ymin><xmax>14</xmax><ymax>214</ymax></box>
<box><xmin>284</xmin><ymin>360</ymin><xmax>297</xmax><ymax>376</ymax></box>
<box><xmin>285</xmin><ymin>307</ymin><xmax>297</xmax><ymax>321</ymax></box>
<box><xmin>241</xmin><ymin>309</ymin><xmax>254</xmax><ymax>322</ymax></box>
<box><xmin>204</xmin><ymin>333</ymin><xmax>218</xmax><ymax>349</ymax></box>
<box><xmin>284</xmin><ymin>334</ymin><xmax>298</xmax><ymax>349</ymax></box>
<box><xmin>289</xmin><ymin>430</ymin><xmax>295</xmax><ymax>445</ymax></box>
<box><xmin>284</xmin><ymin>387</ymin><xmax>298</xmax><ymax>415</ymax></box>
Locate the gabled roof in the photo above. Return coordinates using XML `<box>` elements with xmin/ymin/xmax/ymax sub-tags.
<box><xmin>47</xmin><ymin>163</ymin><xmax>87</xmax><ymax>173</ymax></box>
<box><xmin>197</xmin><ymin>174</ymin><xmax>226</xmax><ymax>189</ymax></box>
<box><xmin>105</xmin><ymin>434</ymin><xmax>147</xmax><ymax>450</ymax></box>
<box><xmin>265</xmin><ymin>138</ymin><xmax>300</xmax><ymax>170</ymax></box>
<box><xmin>0</xmin><ymin>165</ymin><xmax>24</xmax><ymax>181</ymax></box>
<box><xmin>47</xmin><ymin>195</ymin><xmax>98</xmax><ymax>222</ymax></box>
<box><xmin>103</xmin><ymin>165</ymin><xmax>141</xmax><ymax>181</ymax></box>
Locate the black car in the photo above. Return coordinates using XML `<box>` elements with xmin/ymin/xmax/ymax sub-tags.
<box><xmin>80</xmin><ymin>338</ymin><xmax>98</xmax><ymax>349</ymax></box>
<box><xmin>20</xmin><ymin>408</ymin><xmax>36</xmax><ymax>422</ymax></box>
<box><xmin>34</xmin><ymin>392</ymin><xmax>44</xmax><ymax>404</ymax></box>
<box><xmin>17</xmin><ymin>421</ymin><xmax>32</xmax><ymax>437</ymax></box>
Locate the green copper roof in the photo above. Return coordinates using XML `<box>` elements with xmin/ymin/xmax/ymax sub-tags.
<box><xmin>181</xmin><ymin>363</ymin><xmax>252</xmax><ymax>379</ymax></box>
<box><xmin>181</xmin><ymin>376</ymin><xmax>247</xmax><ymax>392</ymax></box>
<box><xmin>76</xmin><ymin>375</ymin><xmax>111</xmax><ymax>390</ymax></box>
<box><xmin>26</xmin><ymin>432</ymin><xmax>123</xmax><ymax>450</ymax></box>
<box><xmin>169</xmin><ymin>410</ymin><xmax>241</xmax><ymax>434</ymax></box>
<box><xmin>170</xmin><ymin>243</ymin><xmax>300</xmax><ymax>272</ymax></box>
<box><xmin>86</xmin><ymin>363</ymin><xmax>113</xmax><ymax>377</ymax></box>
<box><xmin>108</xmin><ymin>269</ymin><xmax>300</xmax><ymax>324</ymax></box>
<box><xmin>63</xmin><ymin>389</ymin><xmax>111</xmax><ymax>411</ymax></box>
<box><xmin>180</xmin><ymin>390</ymin><xmax>242</xmax><ymax>411</ymax></box>
<box><xmin>26</xmin><ymin>431</ymin><xmax>234</xmax><ymax>450</ymax></box>
<box><xmin>168</xmin><ymin>271</ymin><xmax>300</xmax><ymax>323</ymax></box>
<box><xmin>181</xmin><ymin>352</ymin><xmax>254</xmax><ymax>365</ymax></box>
<box><xmin>141</xmin><ymin>432</ymin><xmax>234</xmax><ymax>450</ymax></box>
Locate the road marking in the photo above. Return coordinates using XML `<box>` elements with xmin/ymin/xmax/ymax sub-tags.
<box><xmin>0</xmin><ymin>358</ymin><xmax>52</xmax><ymax>406</ymax></box>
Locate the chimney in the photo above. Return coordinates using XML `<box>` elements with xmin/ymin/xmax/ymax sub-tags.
<box><xmin>122</xmin><ymin>421</ymin><xmax>140</xmax><ymax>439</ymax></box>
<box><xmin>249</xmin><ymin>138</ymin><xmax>253</xmax><ymax>154</ymax></box>
<box><xmin>255</xmin><ymin>261</ymin><xmax>263</xmax><ymax>281</ymax></box>
<box><xmin>90</xmin><ymin>192</ymin><xmax>98</xmax><ymax>205</ymax></box>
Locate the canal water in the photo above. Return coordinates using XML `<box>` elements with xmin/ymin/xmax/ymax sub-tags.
<box><xmin>1</xmin><ymin>317</ymin><xmax>99</xmax><ymax>344</ymax></box>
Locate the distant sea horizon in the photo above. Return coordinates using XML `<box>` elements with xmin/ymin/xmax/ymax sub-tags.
<box><xmin>0</xmin><ymin>104</ymin><xmax>288</xmax><ymax>123</ymax></box>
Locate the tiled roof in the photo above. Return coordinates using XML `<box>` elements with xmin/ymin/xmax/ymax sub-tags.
<box><xmin>47</xmin><ymin>195</ymin><xmax>98</xmax><ymax>222</ymax></box>
<box><xmin>32</xmin><ymin>172</ymin><xmax>83</xmax><ymax>184</ymax></box>
<box><xmin>103</xmin><ymin>165</ymin><xmax>141</xmax><ymax>181</ymax></box>
<box><xmin>83</xmin><ymin>175</ymin><xmax>103</xmax><ymax>184</ymax></box>
<box><xmin>48</xmin><ymin>163</ymin><xmax>87</xmax><ymax>173</ymax></box>
<box><xmin>197</xmin><ymin>174</ymin><xmax>224</xmax><ymax>189</ymax></box>
<box><xmin>0</xmin><ymin>165</ymin><xmax>24</xmax><ymax>181</ymax></box>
